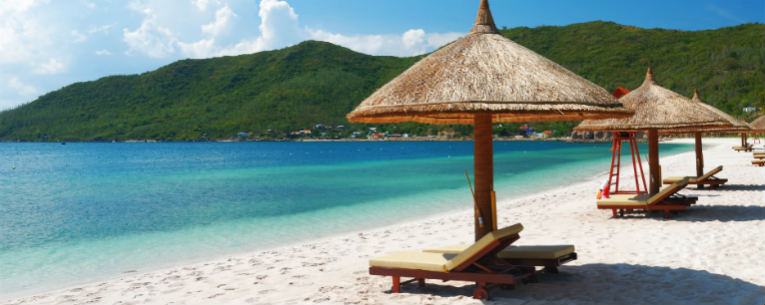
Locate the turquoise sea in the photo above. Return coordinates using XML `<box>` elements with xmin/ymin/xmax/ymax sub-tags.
<box><xmin>0</xmin><ymin>141</ymin><xmax>691</xmax><ymax>297</ymax></box>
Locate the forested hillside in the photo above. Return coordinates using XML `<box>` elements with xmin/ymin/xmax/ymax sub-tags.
<box><xmin>0</xmin><ymin>21</ymin><xmax>762</xmax><ymax>141</ymax></box>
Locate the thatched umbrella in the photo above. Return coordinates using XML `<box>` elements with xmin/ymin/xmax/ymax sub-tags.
<box><xmin>750</xmin><ymin>115</ymin><xmax>764</xmax><ymax>144</ymax></box>
<box><xmin>664</xmin><ymin>89</ymin><xmax>751</xmax><ymax>177</ymax></box>
<box><xmin>347</xmin><ymin>0</ymin><xmax>633</xmax><ymax>241</ymax></box>
<box><xmin>752</xmin><ymin>115</ymin><xmax>765</xmax><ymax>131</ymax></box>
<box><xmin>575</xmin><ymin>69</ymin><xmax>732</xmax><ymax>195</ymax></box>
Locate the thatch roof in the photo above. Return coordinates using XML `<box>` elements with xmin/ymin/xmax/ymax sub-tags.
<box><xmin>751</xmin><ymin>115</ymin><xmax>765</xmax><ymax>131</ymax></box>
<box><xmin>575</xmin><ymin>69</ymin><xmax>733</xmax><ymax>132</ymax></box>
<box><xmin>346</xmin><ymin>0</ymin><xmax>633</xmax><ymax>125</ymax></box>
<box><xmin>662</xmin><ymin>89</ymin><xmax>752</xmax><ymax>134</ymax></box>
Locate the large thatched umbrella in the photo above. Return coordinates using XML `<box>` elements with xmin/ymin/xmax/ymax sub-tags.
<box><xmin>575</xmin><ymin>69</ymin><xmax>732</xmax><ymax>195</ymax></box>
<box><xmin>347</xmin><ymin>0</ymin><xmax>633</xmax><ymax>241</ymax></box>
<box><xmin>664</xmin><ymin>89</ymin><xmax>751</xmax><ymax>177</ymax></box>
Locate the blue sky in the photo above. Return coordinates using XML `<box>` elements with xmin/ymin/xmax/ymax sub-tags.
<box><xmin>0</xmin><ymin>0</ymin><xmax>762</xmax><ymax>110</ymax></box>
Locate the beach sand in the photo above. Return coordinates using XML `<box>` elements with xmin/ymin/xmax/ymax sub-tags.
<box><xmin>4</xmin><ymin>137</ymin><xmax>764</xmax><ymax>305</ymax></box>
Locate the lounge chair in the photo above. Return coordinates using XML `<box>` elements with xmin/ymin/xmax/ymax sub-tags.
<box><xmin>369</xmin><ymin>224</ymin><xmax>537</xmax><ymax>299</ymax></box>
<box><xmin>423</xmin><ymin>244</ymin><xmax>576</xmax><ymax>274</ymax></box>
<box><xmin>733</xmin><ymin>145</ymin><xmax>753</xmax><ymax>152</ymax></box>
<box><xmin>662</xmin><ymin>165</ymin><xmax>727</xmax><ymax>188</ymax></box>
<box><xmin>753</xmin><ymin>160</ymin><xmax>765</xmax><ymax>167</ymax></box>
<box><xmin>753</xmin><ymin>152</ymin><xmax>764</xmax><ymax>160</ymax></box>
<box><xmin>597</xmin><ymin>178</ymin><xmax>697</xmax><ymax>218</ymax></box>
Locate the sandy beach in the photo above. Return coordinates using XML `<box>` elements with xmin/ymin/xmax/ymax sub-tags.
<box><xmin>4</xmin><ymin>137</ymin><xmax>764</xmax><ymax>305</ymax></box>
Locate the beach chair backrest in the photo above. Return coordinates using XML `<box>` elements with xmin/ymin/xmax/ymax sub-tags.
<box><xmin>647</xmin><ymin>178</ymin><xmax>689</xmax><ymax>205</ymax></box>
<box><xmin>698</xmin><ymin>166</ymin><xmax>723</xmax><ymax>181</ymax></box>
<box><xmin>444</xmin><ymin>223</ymin><xmax>523</xmax><ymax>272</ymax></box>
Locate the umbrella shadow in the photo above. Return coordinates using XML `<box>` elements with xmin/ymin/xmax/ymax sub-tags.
<box><xmin>388</xmin><ymin>264</ymin><xmax>764</xmax><ymax>304</ymax></box>
<box><xmin>614</xmin><ymin>205</ymin><xmax>765</xmax><ymax>222</ymax></box>
<box><xmin>486</xmin><ymin>263</ymin><xmax>765</xmax><ymax>304</ymax></box>
<box><xmin>676</xmin><ymin>205</ymin><xmax>765</xmax><ymax>222</ymax></box>
<box><xmin>711</xmin><ymin>184</ymin><xmax>765</xmax><ymax>192</ymax></box>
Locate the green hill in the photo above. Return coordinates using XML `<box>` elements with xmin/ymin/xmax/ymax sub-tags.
<box><xmin>0</xmin><ymin>21</ymin><xmax>762</xmax><ymax>141</ymax></box>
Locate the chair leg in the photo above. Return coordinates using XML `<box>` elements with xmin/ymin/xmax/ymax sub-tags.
<box><xmin>417</xmin><ymin>278</ymin><xmax>425</xmax><ymax>287</ymax></box>
<box><xmin>612</xmin><ymin>209</ymin><xmax>618</xmax><ymax>218</ymax></box>
<box><xmin>473</xmin><ymin>282</ymin><xmax>489</xmax><ymax>299</ymax></box>
<box><xmin>543</xmin><ymin>266</ymin><xmax>559</xmax><ymax>274</ymax></box>
<box><xmin>392</xmin><ymin>276</ymin><xmax>400</xmax><ymax>293</ymax></box>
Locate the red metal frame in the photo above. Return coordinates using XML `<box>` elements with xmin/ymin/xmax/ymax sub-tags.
<box><xmin>603</xmin><ymin>132</ymin><xmax>647</xmax><ymax>197</ymax></box>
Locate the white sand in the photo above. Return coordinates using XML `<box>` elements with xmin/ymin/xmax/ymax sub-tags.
<box><xmin>4</xmin><ymin>138</ymin><xmax>764</xmax><ymax>305</ymax></box>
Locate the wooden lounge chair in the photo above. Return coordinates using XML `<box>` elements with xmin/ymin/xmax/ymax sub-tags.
<box><xmin>753</xmin><ymin>160</ymin><xmax>765</xmax><ymax>167</ymax></box>
<box><xmin>423</xmin><ymin>244</ymin><xmax>576</xmax><ymax>274</ymax></box>
<box><xmin>753</xmin><ymin>152</ymin><xmax>765</xmax><ymax>160</ymax></box>
<box><xmin>733</xmin><ymin>145</ymin><xmax>753</xmax><ymax>152</ymax></box>
<box><xmin>369</xmin><ymin>224</ymin><xmax>537</xmax><ymax>299</ymax></box>
<box><xmin>662</xmin><ymin>165</ymin><xmax>727</xmax><ymax>188</ymax></box>
<box><xmin>597</xmin><ymin>178</ymin><xmax>697</xmax><ymax>218</ymax></box>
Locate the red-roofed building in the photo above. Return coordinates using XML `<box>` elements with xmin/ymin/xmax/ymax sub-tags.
<box><xmin>612</xmin><ymin>86</ymin><xmax>630</xmax><ymax>99</ymax></box>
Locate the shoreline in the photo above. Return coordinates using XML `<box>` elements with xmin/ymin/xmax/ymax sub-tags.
<box><xmin>0</xmin><ymin>140</ymin><xmax>625</xmax><ymax>300</ymax></box>
<box><xmin>0</xmin><ymin>134</ymin><xmax>734</xmax><ymax>144</ymax></box>
<box><xmin>5</xmin><ymin>138</ymin><xmax>764</xmax><ymax>304</ymax></box>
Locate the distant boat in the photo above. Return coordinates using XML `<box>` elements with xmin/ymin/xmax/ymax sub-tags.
<box><xmin>61</xmin><ymin>141</ymin><xmax>66</xmax><ymax>145</ymax></box>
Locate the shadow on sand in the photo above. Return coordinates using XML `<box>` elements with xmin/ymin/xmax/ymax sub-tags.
<box><xmin>708</xmin><ymin>184</ymin><xmax>765</xmax><ymax>192</ymax></box>
<box><xmin>607</xmin><ymin>205</ymin><xmax>765</xmax><ymax>222</ymax></box>
<box><xmin>389</xmin><ymin>264</ymin><xmax>764</xmax><ymax>304</ymax></box>
<box><xmin>677</xmin><ymin>205</ymin><xmax>765</xmax><ymax>222</ymax></box>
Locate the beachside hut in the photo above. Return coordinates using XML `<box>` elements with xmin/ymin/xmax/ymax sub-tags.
<box><xmin>612</xmin><ymin>86</ymin><xmax>630</xmax><ymax>99</ymax></box>
<box><xmin>347</xmin><ymin>0</ymin><xmax>633</xmax><ymax>241</ymax></box>
<box><xmin>575</xmin><ymin>68</ymin><xmax>732</xmax><ymax>195</ymax></box>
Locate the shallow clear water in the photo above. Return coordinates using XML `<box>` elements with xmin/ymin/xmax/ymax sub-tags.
<box><xmin>0</xmin><ymin>141</ymin><xmax>691</xmax><ymax>297</ymax></box>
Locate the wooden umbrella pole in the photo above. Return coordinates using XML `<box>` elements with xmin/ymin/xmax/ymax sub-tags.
<box><xmin>648</xmin><ymin>129</ymin><xmax>661</xmax><ymax>195</ymax></box>
<box><xmin>694</xmin><ymin>132</ymin><xmax>704</xmax><ymax>178</ymax></box>
<box><xmin>741</xmin><ymin>133</ymin><xmax>746</xmax><ymax>147</ymax></box>
<box><xmin>473</xmin><ymin>113</ymin><xmax>494</xmax><ymax>241</ymax></box>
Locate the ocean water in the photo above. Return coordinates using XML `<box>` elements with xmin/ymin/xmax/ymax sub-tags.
<box><xmin>0</xmin><ymin>141</ymin><xmax>691</xmax><ymax>297</ymax></box>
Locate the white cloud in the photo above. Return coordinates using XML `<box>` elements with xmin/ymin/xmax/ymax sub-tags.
<box><xmin>35</xmin><ymin>58</ymin><xmax>65</xmax><ymax>75</ymax></box>
<box><xmin>89</xmin><ymin>24</ymin><xmax>114</xmax><ymax>35</ymax></box>
<box><xmin>193</xmin><ymin>0</ymin><xmax>219</xmax><ymax>11</ymax></box>
<box><xmin>180</xmin><ymin>0</ymin><xmax>461</xmax><ymax>59</ymax></box>
<box><xmin>72</xmin><ymin>30</ymin><xmax>87</xmax><ymax>43</ymax></box>
<box><xmin>95</xmin><ymin>49</ymin><xmax>112</xmax><ymax>56</ymax></box>
<box><xmin>307</xmin><ymin>28</ymin><xmax>463</xmax><ymax>57</ymax></box>
<box><xmin>201</xmin><ymin>5</ymin><xmax>235</xmax><ymax>36</ymax></box>
<box><xmin>178</xmin><ymin>38</ymin><xmax>216</xmax><ymax>58</ymax></box>
<box><xmin>7</xmin><ymin>76</ymin><xmax>39</xmax><ymax>97</ymax></box>
<box><xmin>255</xmin><ymin>0</ymin><xmax>302</xmax><ymax>51</ymax></box>
<box><xmin>402</xmin><ymin>29</ymin><xmax>425</xmax><ymax>49</ymax></box>
<box><xmin>180</xmin><ymin>0</ymin><xmax>303</xmax><ymax>58</ymax></box>
<box><xmin>123</xmin><ymin>15</ymin><xmax>177</xmax><ymax>58</ymax></box>
<box><xmin>0</xmin><ymin>0</ymin><xmax>54</xmax><ymax>65</ymax></box>
<box><xmin>0</xmin><ymin>0</ymin><xmax>44</xmax><ymax>14</ymax></box>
